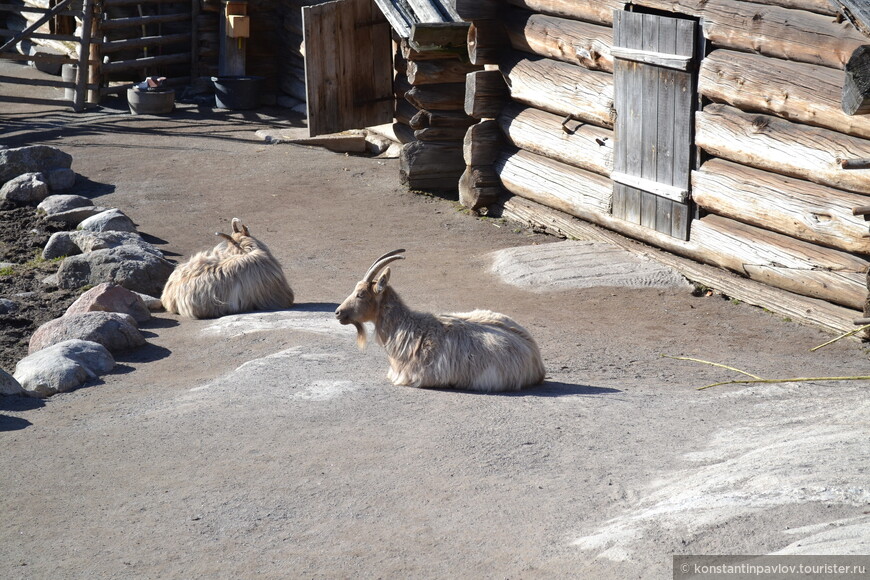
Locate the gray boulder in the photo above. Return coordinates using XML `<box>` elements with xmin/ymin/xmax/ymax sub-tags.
<box><xmin>0</xmin><ymin>368</ymin><xmax>26</xmax><ymax>396</ymax></box>
<box><xmin>14</xmin><ymin>339</ymin><xmax>114</xmax><ymax>398</ymax></box>
<box><xmin>44</xmin><ymin>168</ymin><xmax>76</xmax><ymax>192</ymax></box>
<box><xmin>0</xmin><ymin>298</ymin><xmax>18</xmax><ymax>314</ymax></box>
<box><xmin>0</xmin><ymin>172</ymin><xmax>49</xmax><ymax>204</ymax></box>
<box><xmin>64</xmin><ymin>282</ymin><xmax>151</xmax><ymax>323</ymax></box>
<box><xmin>42</xmin><ymin>231</ymin><xmax>80</xmax><ymax>260</ymax></box>
<box><xmin>0</xmin><ymin>145</ymin><xmax>73</xmax><ymax>185</ymax></box>
<box><xmin>78</xmin><ymin>208</ymin><xmax>137</xmax><ymax>233</ymax></box>
<box><xmin>38</xmin><ymin>194</ymin><xmax>93</xmax><ymax>215</ymax></box>
<box><xmin>48</xmin><ymin>206</ymin><xmax>106</xmax><ymax>227</ymax></box>
<box><xmin>29</xmin><ymin>311</ymin><xmax>144</xmax><ymax>354</ymax></box>
<box><xmin>69</xmin><ymin>230</ymin><xmax>162</xmax><ymax>256</ymax></box>
<box><xmin>56</xmin><ymin>245</ymin><xmax>174</xmax><ymax>297</ymax></box>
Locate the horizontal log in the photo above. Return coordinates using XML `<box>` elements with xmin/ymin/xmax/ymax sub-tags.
<box><xmin>468</xmin><ymin>20</ymin><xmax>508</xmax><ymax>66</ymax></box>
<box><xmin>497</xmin><ymin>102</ymin><xmax>613</xmax><ymax>176</ymax></box>
<box><xmin>101</xmin><ymin>52</ymin><xmax>189</xmax><ymax>73</ymax></box>
<box><xmin>843</xmin><ymin>46</ymin><xmax>870</xmax><ymax>116</ymax></box>
<box><xmin>0</xmin><ymin>52</ymin><xmax>80</xmax><ymax>65</ymax></box>
<box><xmin>395</xmin><ymin>99</ymin><xmax>418</xmax><ymax>126</ymax></box>
<box><xmin>505</xmin><ymin>8</ymin><xmax>613</xmax><ymax>73</ymax></box>
<box><xmin>459</xmin><ymin>165</ymin><xmax>502</xmax><ymax>210</ymax></box>
<box><xmin>692</xmin><ymin>158</ymin><xmax>870</xmax><ymax>255</ymax></box>
<box><xmin>495</xmin><ymin>145</ymin><xmax>867</xmax><ymax>309</ymax></box>
<box><xmin>463</xmin><ymin>119</ymin><xmax>503</xmax><ymax>165</ymax></box>
<box><xmin>500</xmin><ymin>195</ymin><xmax>862</xmax><ymax>336</ymax></box>
<box><xmin>404</xmin><ymin>83</ymin><xmax>466</xmax><ymax>111</ymax></box>
<box><xmin>409</xmin><ymin>22</ymin><xmax>470</xmax><ymax>52</ymax></box>
<box><xmin>495</xmin><ymin>147</ymin><xmax>612</xmax><ymax>216</ymax></box>
<box><xmin>690</xmin><ymin>215</ymin><xmax>867</xmax><ymax>310</ymax></box>
<box><xmin>464</xmin><ymin>69</ymin><xmax>509</xmax><ymax>119</ymax></box>
<box><xmin>100</xmin><ymin>13</ymin><xmax>190</xmax><ymax>31</ymax></box>
<box><xmin>696</xmin><ymin>104</ymin><xmax>870</xmax><ymax>196</ymax></box>
<box><xmin>500</xmin><ymin>52</ymin><xmax>614</xmax><ymax>128</ymax></box>
<box><xmin>400</xmin><ymin>38</ymin><xmax>466</xmax><ymax>62</ymax></box>
<box><xmin>0</xmin><ymin>29</ymin><xmax>78</xmax><ymax>43</ymax></box>
<box><xmin>409</xmin><ymin>109</ymin><xmax>476</xmax><ymax>129</ymax></box>
<box><xmin>699</xmin><ymin>49</ymin><xmax>870</xmax><ymax>140</ymax></box>
<box><xmin>406</xmin><ymin>59</ymin><xmax>481</xmax><ymax>85</ymax></box>
<box><xmin>638</xmin><ymin>0</ymin><xmax>865</xmax><ymax>69</ymax></box>
<box><xmin>413</xmin><ymin>125</ymin><xmax>469</xmax><ymax>141</ymax></box>
<box><xmin>504</xmin><ymin>0</ymin><xmax>621</xmax><ymax>26</ymax></box>
<box><xmin>400</xmin><ymin>141</ymin><xmax>465</xmax><ymax>190</ymax></box>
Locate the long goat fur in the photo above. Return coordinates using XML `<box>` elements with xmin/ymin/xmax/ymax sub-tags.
<box><xmin>161</xmin><ymin>218</ymin><xmax>294</xmax><ymax>319</ymax></box>
<box><xmin>335</xmin><ymin>249</ymin><xmax>545</xmax><ymax>392</ymax></box>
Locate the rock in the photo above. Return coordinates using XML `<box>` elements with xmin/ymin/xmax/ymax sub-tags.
<box><xmin>55</xmin><ymin>245</ymin><xmax>174</xmax><ymax>296</ymax></box>
<box><xmin>0</xmin><ymin>145</ymin><xmax>73</xmax><ymax>185</ymax></box>
<box><xmin>0</xmin><ymin>172</ymin><xmax>49</xmax><ymax>204</ymax></box>
<box><xmin>47</xmin><ymin>205</ymin><xmax>107</xmax><ymax>227</ymax></box>
<box><xmin>14</xmin><ymin>339</ymin><xmax>114</xmax><ymax>398</ymax></box>
<box><xmin>135</xmin><ymin>292</ymin><xmax>164</xmax><ymax>312</ymax></box>
<box><xmin>41</xmin><ymin>273</ymin><xmax>58</xmax><ymax>287</ymax></box>
<box><xmin>29</xmin><ymin>311</ymin><xmax>145</xmax><ymax>354</ymax></box>
<box><xmin>0</xmin><ymin>298</ymin><xmax>18</xmax><ymax>314</ymax></box>
<box><xmin>0</xmin><ymin>368</ymin><xmax>26</xmax><ymax>396</ymax></box>
<box><xmin>42</xmin><ymin>231</ymin><xmax>81</xmax><ymax>259</ymax></box>
<box><xmin>78</xmin><ymin>208</ymin><xmax>137</xmax><ymax>233</ymax></box>
<box><xmin>38</xmin><ymin>194</ymin><xmax>93</xmax><ymax>215</ymax></box>
<box><xmin>68</xmin><ymin>230</ymin><xmax>162</xmax><ymax>256</ymax></box>
<box><xmin>44</xmin><ymin>168</ymin><xmax>77</xmax><ymax>192</ymax></box>
<box><xmin>65</xmin><ymin>282</ymin><xmax>151</xmax><ymax>323</ymax></box>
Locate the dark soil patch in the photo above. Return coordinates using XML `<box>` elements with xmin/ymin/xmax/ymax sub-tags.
<box><xmin>0</xmin><ymin>204</ymin><xmax>82</xmax><ymax>373</ymax></box>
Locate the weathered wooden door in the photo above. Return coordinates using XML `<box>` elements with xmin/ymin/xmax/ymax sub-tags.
<box><xmin>303</xmin><ymin>0</ymin><xmax>394</xmax><ymax>137</ymax></box>
<box><xmin>611</xmin><ymin>10</ymin><xmax>696</xmax><ymax>240</ymax></box>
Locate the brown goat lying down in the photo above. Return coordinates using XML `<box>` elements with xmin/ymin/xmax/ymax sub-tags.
<box><xmin>335</xmin><ymin>249</ymin><xmax>545</xmax><ymax>392</ymax></box>
<box><xmin>161</xmin><ymin>218</ymin><xmax>294</xmax><ymax>319</ymax></box>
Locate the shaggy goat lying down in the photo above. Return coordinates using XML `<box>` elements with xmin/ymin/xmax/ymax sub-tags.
<box><xmin>335</xmin><ymin>249</ymin><xmax>545</xmax><ymax>392</ymax></box>
<box><xmin>160</xmin><ymin>218</ymin><xmax>294</xmax><ymax>319</ymax></box>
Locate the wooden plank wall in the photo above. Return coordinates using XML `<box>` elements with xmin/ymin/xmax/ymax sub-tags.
<box><xmin>456</xmin><ymin>0</ymin><xmax>870</xmax><ymax>331</ymax></box>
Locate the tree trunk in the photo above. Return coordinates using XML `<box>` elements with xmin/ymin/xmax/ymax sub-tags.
<box><xmin>696</xmin><ymin>104</ymin><xmax>870</xmax><ymax>196</ymax></box>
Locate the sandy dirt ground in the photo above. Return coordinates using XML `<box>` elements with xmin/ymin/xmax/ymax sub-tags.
<box><xmin>1</xmin><ymin>61</ymin><xmax>869</xmax><ymax>579</ymax></box>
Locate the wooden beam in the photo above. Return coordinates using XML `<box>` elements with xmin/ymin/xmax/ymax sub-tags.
<box><xmin>843</xmin><ymin>46</ymin><xmax>870</xmax><ymax>116</ymax></box>
<box><xmin>500</xmin><ymin>195</ymin><xmax>862</xmax><ymax>336</ymax></box>
<box><xmin>405</xmin><ymin>82</ymin><xmax>466</xmax><ymax>110</ymax></box>
<box><xmin>463</xmin><ymin>119</ymin><xmax>503</xmax><ymax>165</ymax></box>
<box><xmin>696</xmin><ymin>104</ymin><xmax>870</xmax><ymax>196</ymax></box>
<box><xmin>693</xmin><ymin>158</ymin><xmax>870</xmax><ymax>255</ymax></box>
<box><xmin>407</xmin><ymin>58</ymin><xmax>481</xmax><ymax>85</ymax></box>
<box><xmin>504</xmin><ymin>8</ymin><xmax>613</xmax><ymax>73</ymax></box>
<box><xmin>504</xmin><ymin>0</ymin><xmax>622</xmax><ymax>26</ymax></box>
<box><xmin>459</xmin><ymin>165</ymin><xmax>502</xmax><ymax>210</ymax></box>
<box><xmin>400</xmin><ymin>140</ymin><xmax>465</xmax><ymax>191</ymax></box>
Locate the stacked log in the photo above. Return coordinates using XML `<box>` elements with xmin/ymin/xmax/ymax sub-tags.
<box><xmin>453</xmin><ymin>0</ymin><xmax>870</xmax><ymax>332</ymax></box>
<box><xmin>399</xmin><ymin>23</ymin><xmax>481</xmax><ymax>192</ymax></box>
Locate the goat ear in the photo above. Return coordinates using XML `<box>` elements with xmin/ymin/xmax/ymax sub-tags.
<box><xmin>374</xmin><ymin>268</ymin><xmax>391</xmax><ymax>294</ymax></box>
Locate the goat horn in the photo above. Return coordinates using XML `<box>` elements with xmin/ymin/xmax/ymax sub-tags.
<box><xmin>215</xmin><ymin>232</ymin><xmax>242</xmax><ymax>249</ymax></box>
<box><xmin>363</xmin><ymin>249</ymin><xmax>406</xmax><ymax>283</ymax></box>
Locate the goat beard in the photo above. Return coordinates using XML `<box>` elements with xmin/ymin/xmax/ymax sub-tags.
<box><xmin>353</xmin><ymin>321</ymin><xmax>367</xmax><ymax>350</ymax></box>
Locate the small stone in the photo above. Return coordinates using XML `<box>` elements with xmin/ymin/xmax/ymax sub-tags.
<box><xmin>65</xmin><ymin>282</ymin><xmax>151</xmax><ymax>323</ymax></box>
<box><xmin>14</xmin><ymin>339</ymin><xmax>114</xmax><ymax>398</ymax></box>
<box><xmin>78</xmin><ymin>208</ymin><xmax>137</xmax><ymax>233</ymax></box>
<box><xmin>0</xmin><ymin>172</ymin><xmax>49</xmax><ymax>204</ymax></box>
<box><xmin>38</xmin><ymin>194</ymin><xmax>93</xmax><ymax>215</ymax></box>
<box><xmin>29</xmin><ymin>311</ymin><xmax>145</xmax><ymax>354</ymax></box>
<box><xmin>0</xmin><ymin>368</ymin><xmax>26</xmax><ymax>396</ymax></box>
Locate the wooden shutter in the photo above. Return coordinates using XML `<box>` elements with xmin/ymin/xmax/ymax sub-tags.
<box><xmin>303</xmin><ymin>0</ymin><xmax>394</xmax><ymax>137</ymax></box>
<box><xmin>611</xmin><ymin>11</ymin><xmax>696</xmax><ymax>240</ymax></box>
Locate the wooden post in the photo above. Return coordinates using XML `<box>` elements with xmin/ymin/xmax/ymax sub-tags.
<box><xmin>87</xmin><ymin>2</ymin><xmax>101</xmax><ymax>105</ymax></box>
<box><xmin>74</xmin><ymin>0</ymin><xmax>94</xmax><ymax>112</ymax></box>
<box><xmin>219</xmin><ymin>0</ymin><xmax>246</xmax><ymax>76</ymax></box>
<box><xmin>463</xmin><ymin>119</ymin><xmax>502</xmax><ymax>165</ymax></box>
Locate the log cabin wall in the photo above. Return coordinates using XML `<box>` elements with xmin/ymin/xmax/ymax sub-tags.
<box><xmin>455</xmin><ymin>0</ymin><xmax>870</xmax><ymax>334</ymax></box>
